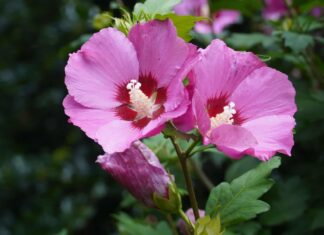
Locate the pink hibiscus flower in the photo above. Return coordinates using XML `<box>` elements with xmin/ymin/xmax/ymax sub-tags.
<box><xmin>174</xmin><ymin>0</ymin><xmax>240</xmax><ymax>34</ymax></box>
<box><xmin>97</xmin><ymin>141</ymin><xmax>172</xmax><ymax>207</ymax></box>
<box><xmin>63</xmin><ymin>20</ymin><xmax>198</xmax><ymax>154</ymax></box>
<box><xmin>186</xmin><ymin>40</ymin><xmax>296</xmax><ymax>161</ymax></box>
<box><xmin>262</xmin><ymin>0</ymin><xmax>288</xmax><ymax>20</ymax></box>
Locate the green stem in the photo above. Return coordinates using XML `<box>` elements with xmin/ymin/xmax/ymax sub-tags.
<box><xmin>190</xmin><ymin>158</ymin><xmax>214</xmax><ymax>191</ymax></box>
<box><xmin>169</xmin><ymin>137</ymin><xmax>200</xmax><ymax>221</ymax></box>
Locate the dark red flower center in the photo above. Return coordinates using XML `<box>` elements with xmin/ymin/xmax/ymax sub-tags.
<box><xmin>115</xmin><ymin>73</ymin><xmax>167</xmax><ymax>129</ymax></box>
<box><xmin>206</xmin><ymin>95</ymin><xmax>244</xmax><ymax>126</ymax></box>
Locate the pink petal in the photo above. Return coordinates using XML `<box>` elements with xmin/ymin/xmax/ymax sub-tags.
<box><xmin>242</xmin><ymin>115</ymin><xmax>295</xmax><ymax>161</ymax></box>
<box><xmin>173</xmin><ymin>83</ymin><xmax>196</xmax><ymax>132</ymax></box>
<box><xmin>65</xmin><ymin>28</ymin><xmax>139</xmax><ymax>109</ymax></box>
<box><xmin>212</xmin><ymin>10</ymin><xmax>240</xmax><ymax>34</ymax></box>
<box><xmin>195</xmin><ymin>22</ymin><xmax>213</xmax><ymax>34</ymax></box>
<box><xmin>192</xmin><ymin>92</ymin><xmax>211</xmax><ymax>136</ymax></box>
<box><xmin>230</xmin><ymin>67</ymin><xmax>296</xmax><ymax>122</ymax></box>
<box><xmin>96</xmin><ymin>120</ymin><xmax>141</xmax><ymax>154</ymax></box>
<box><xmin>142</xmin><ymin>95</ymin><xmax>189</xmax><ymax>137</ymax></box>
<box><xmin>174</xmin><ymin>0</ymin><xmax>207</xmax><ymax>15</ymax></box>
<box><xmin>128</xmin><ymin>20</ymin><xmax>193</xmax><ymax>87</ymax></box>
<box><xmin>63</xmin><ymin>95</ymin><xmax>115</xmax><ymax>139</ymax></box>
<box><xmin>210</xmin><ymin>124</ymin><xmax>258</xmax><ymax>159</ymax></box>
<box><xmin>191</xmin><ymin>39</ymin><xmax>264</xmax><ymax>102</ymax></box>
<box><xmin>97</xmin><ymin>141</ymin><xmax>171</xmax><ymax>207</ymax></box>
<box><xmin>262</xmin><ymin>0</ymin><xmax>288</xmax><ymax>20</ymax></box>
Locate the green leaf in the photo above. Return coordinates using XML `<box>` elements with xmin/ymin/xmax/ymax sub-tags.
<box><xmin>282</xmin><ymin>32</ymin><xmax>314</xmax><ymax>53</ymax></box>
<box><xmin>134</xmin><ymin>0</ymin><xmax>181</xmax><ymax>16</ymax></box>
<box><xmin>209</xmin><ymin>0</ymin><xmax>262</xmax><ymax>16</ymax></box>
<box><xmin>260</xmin><ymin>177</ymin><xmax>310</xmax><ymax>226</ymax></box>
<box><xmin>257</xmin><ymin>54</ymin><xmax>272</xmax><ymax>62</ymax></box>
<box><xmin>195</xmin><ymin>215</ymin><xmax>224</xmax><ymax>235</ymax></box>
<box><xmin>225</xmin><ymin>157</ymin><xmax>259</xmax><ymax>182</ymax></box>
<box><xmin>227</xmin><ymin>33</ymin><xmax>276</xmax><ymax>49</ymax></box>
<box><xmin>205</xmin><ymin>157</ymin><xmax>281</xmax><ymax>226</ymax></box>
<box><xmin>115</xmin><ymin>213</ymin><xmax>172</xmax><ymax>235</ymax></box>
<box><xmin>155</xmin><ymin>13</ymin><xmax>207</xmax><ymax>41</ymax></box>
<box><xmin>311</xmin><ymin>208</ymin><xmax>324</xmax><ymax>230</ymax></box>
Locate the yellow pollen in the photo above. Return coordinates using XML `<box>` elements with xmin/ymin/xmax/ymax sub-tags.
<box><xmin>210</xmin><ymin>102</ymin><xmax>236</xmax><ymax>128</ymax></box>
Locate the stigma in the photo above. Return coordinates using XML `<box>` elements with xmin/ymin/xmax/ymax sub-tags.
<box><xmin>210</xmin><ymin>102</ymin><xmax>236</xmax><ymax>128</ymax></box>
<box><xmin>126</xmin><ymin>80</ymin><xmax>157</xmax><ymax>119</ymax></box>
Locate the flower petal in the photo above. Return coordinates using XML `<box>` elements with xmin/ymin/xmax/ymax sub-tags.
<box><xmin>212</xmin><ymin>10</ymin><xmax>240</xmax><ymax>34</ymax></box>
<box><xmin>191</xmin><ymin>39</ymin><xmax>264</xmax><ymax>101</ymax></box>
<box><xmin>210</xmin><ymin>124</ymin><xmax>258</xmax><ymax>159</ymax></box>
<box><xmin>192</xmin><ymin>92</ymin><xmax>211</xmax><ymax>136</ymax></box>
<box><xmin>96</xmin><ymin>120</ymin><xmax>141</xmax><ymax>154</ymax></box>
<box><xmin>97</xmin><ymin>141</ymin><xmax>170</xmax><ymax>207</ymax></box>
<box><xmin>63</xmin><ymin>95</ymin><xmax>115</xmax><ymax>139</ymax></box>
<box><xmin>65</xmin><ymin>28</ymin><xmax>139</xmax><ymax>109</ymax></box>
<box><xmin>128</xmin><ymin>20</ymin><xmax>193</xmax><ymax>87</ymax></box>
<box><xmin>230</xmin><ymin>67</ymin><xmax>296</xmax><ymax>122</ymax></box>
<box><xmin>242</xmin><ymin>115</ymin><xmax>295</xmax><ymax>161</ymax></box>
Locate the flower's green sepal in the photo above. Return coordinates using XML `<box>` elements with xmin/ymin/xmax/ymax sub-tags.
<box><xmin>195</xmin><ymin>215</ymin><xmax>223</xmax><ymax>235</ymax></box>
<box><xmin>153</xmin><ymin>181</ymin><xmax>182</xmax><ymax>214</ymax></box>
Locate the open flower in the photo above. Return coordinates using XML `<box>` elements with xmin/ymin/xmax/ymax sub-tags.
<box><xmin>97</xmin><ymin>141</ymin><xmax>173</xmax><ymax>208</ymax></box>
<box><xmin>188</xmin><ymin>39</ymin><xmax>296</xmax><ymax>161</ymax></box>
<box><xmin>63</xmin><ymin>20</ymin><xmax>198</xmax><ymax>154</ymax></box>
<box><xmin>174</xmin><ymin>0</ymin><xmax>240</xmax><ymax>34</ymax></box>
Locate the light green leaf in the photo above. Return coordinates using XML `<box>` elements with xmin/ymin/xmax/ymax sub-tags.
<box><xmin>282</xmin><ymin>32</ymin><xmax>314</xmax><ymax>53</ymax></box>
<box><xmin>134</xmin><ymin>0</ymin><xmax>181</xmax><ymax>16</ymax></box>
<box><xmin>155</xmin><ymin>13</ymin><xmax>207</xmax><ymax>41</ymax></box>
<box><xmin>227</xmin><ymin>33</ymin><xmax>276</xmax><ymax>49</ymax></box>
<box><xmin>205</xmin><ymin>157</ymin><xmax>281</xmax><ymax>226</ymax></box>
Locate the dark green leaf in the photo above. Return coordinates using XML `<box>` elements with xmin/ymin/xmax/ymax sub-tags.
<box><xmin>115</xmin><ymin>213</ymin><xmax>172</xmax><ymax>235</ymax></box>
<box><xmin>209</xmin><ymin>0</ymin><xmax>262</xmax><ymax>16</ymax></box>
<box><xmin>205</xmin><ymin>157</ymin><xmax>281</xmax><ymax>226</ymax></box>
<box><xmin>260</xmin><ymin>177</ymin><xmax>309</xmax><ymax>226</ymax></box>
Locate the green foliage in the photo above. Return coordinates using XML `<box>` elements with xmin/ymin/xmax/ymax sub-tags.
<box><xmin>206</xmin><ymin>157</ymin><xmax>281</xmax><ymax>226</ymax></box>
<box><xmin>282</xmin><ymin>32</ymin><xmax>314</xmax><ymax>53</ymax></box>
<box><xmin>115</xmin><ymin>213</ymin><xmax>172</xmax><ymax>235</ymax></box>
<box><xmin>155</xmin><ymin>14</ymin><xmax>207</xmax><ymax>41</ymax></box>
<box><xmin>92</xmin><ymin>12</ymin><xmax>113</xmax><ymax>30</ymax></box>
<box><xmin>226</xmin><ymin>33</ymin><xmax>276</xmax><ymax>50</ymax></box>
<box><xmin>208</xmin><ymin>0</ymin><xmax>262</xmax><ymax>16</ymax></box>
<box><xmin>134</xmin><ymin>0</ymin><xmax>181</xmax><ymax>16</ymax></box>
<box><xmin>260</xmin><ymin>177</ymin><xmax>310</xmax><ymax>225</ymax></box>
<box><xmin>153</xmin><ymin>182</ymin><xmax>182</xmax><ymax>213</ymax></box>
<box><xmin>195</xmin><ymin>215</ymin><xmax>224</xmax><ymax>235</ymax></box>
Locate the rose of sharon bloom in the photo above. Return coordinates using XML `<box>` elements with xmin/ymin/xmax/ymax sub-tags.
<box><xmin>187</xmin><ymin>39</ymin><xmax>296</xmax><ymax>161</ymax></box>
<box><xmin>174</xmin><ymin>0</ymin><xmax>240</xmax><ymax>34</ymax></box>
<box><xmin>97</xmin><ymin>141</ymin><xmax>171</xmax><ymax>207</ymax></box>
<box><xmin>262</xmin><ymin>0</ymin><xmax>288</xmax><ymax>20</ymax></box>
<box><xmin>63</xmin><ymin>20</ymin><xmax>198</xmax><ymax>154</ymax></box>
<box><xmin>178</xmin><ymin>208</ymin><xmax>205</xmax><ymax>235</ymax></box>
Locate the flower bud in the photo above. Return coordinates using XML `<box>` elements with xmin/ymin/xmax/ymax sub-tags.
<box><xmin>97</xmin><ymin>141</ymin><xmax>179</xmax><ymax>211</ymax></box>
<box><xmin>178</xmin><ymin>208</ymin><xmax>205</xmax><ymax>235</ymax></box>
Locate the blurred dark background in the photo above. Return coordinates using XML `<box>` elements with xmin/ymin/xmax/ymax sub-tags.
<box><xmin>0</xmin><ymin>0</ymin><xmax>323</xmax><ymax>235</ymax></box>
